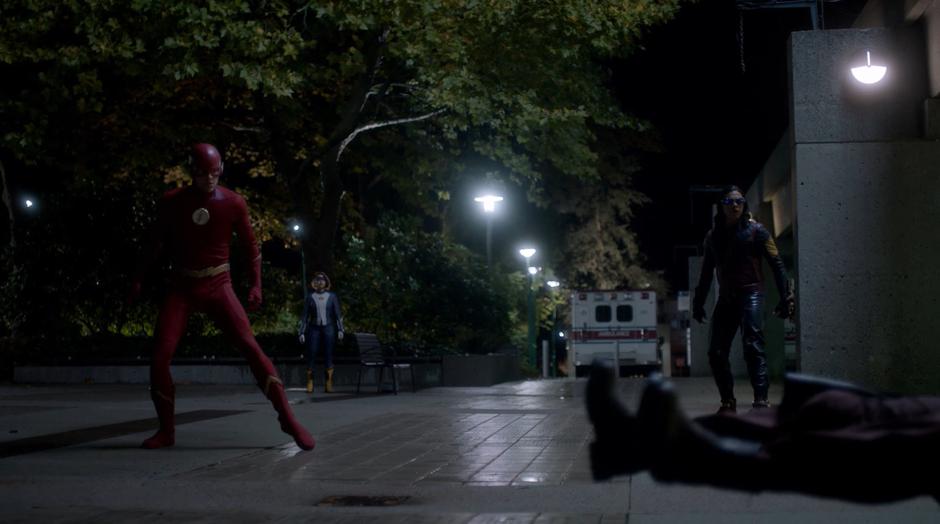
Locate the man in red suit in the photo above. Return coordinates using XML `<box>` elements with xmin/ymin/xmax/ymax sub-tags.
<box><xmin>130</xmin><ymin>143</ymin><xmax>314</xmax><ymax>451</ymax></box>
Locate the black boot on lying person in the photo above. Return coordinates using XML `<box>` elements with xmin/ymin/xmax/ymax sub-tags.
<box><xmin>585</xmin><ymin>361</ymin><xmax>651</xmax><ymax>480</ymax></box>
<box><xmin>586</xmin><ymin>361</ymin><xmax>763</xmax><ymax>483</ymax></box>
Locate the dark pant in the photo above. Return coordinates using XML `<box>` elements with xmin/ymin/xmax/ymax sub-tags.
<box><xmin>305</xmin><ymin>324</ymin><xmax>336</xmax><ymax>371</ymax></box>
<box><xmin>707</xmin><ymin>289</ymin><xmax>768</xmax><ymax>402</ymax></box>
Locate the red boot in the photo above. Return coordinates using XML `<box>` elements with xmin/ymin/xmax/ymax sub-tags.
<box><xmin>263</xmin><ymin>376</ymin><xmax>315</xmax><ymax>450</ymax></box>
<box><xmin>142</xmin><ymin>386</ymin><xmax>176</xmax><ymax>449</ymax></box>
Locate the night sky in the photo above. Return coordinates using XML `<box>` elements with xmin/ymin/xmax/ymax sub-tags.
<box><xmin>620</xmin><ymin>0</ymin><xmax>868</xmax><ymax>290</ymax></box>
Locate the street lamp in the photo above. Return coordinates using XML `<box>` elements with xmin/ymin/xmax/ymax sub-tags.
<box><xmin>289</xmin><ymin>221</ymin><xmax>306</xmax><ymax>299</ymax></box>
<box><xmin>474</xmin><ymin>194</ymin><xmax>503</xmax><ymax>267</ymax></box>
<box><xmin>519</xmin><ymin>247</ymin><xmax>537</xmax><ymax>369</ymax></box>
<box><xmin>545</xmin><ymin>279</ymin><xmax>561</xmax><ymax>377</ymax></box>
<box><xmin>21</xmin><ymin>196</ymin><xmax>38</xmax><ymax>212</ymax></box>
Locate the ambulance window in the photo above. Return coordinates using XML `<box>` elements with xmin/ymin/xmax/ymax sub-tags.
<box><xmin>617</xmin><ymin>305</ymin><xmax>634</xmax><ymax>322</ymax></box>
<box><xmin>595</xmin><ymin>305</ymin><xmax>612</xmax><ymax>322</ymax></box>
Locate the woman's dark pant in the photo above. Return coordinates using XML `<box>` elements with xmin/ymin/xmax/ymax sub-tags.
<box><xmin>305</xmin><ymin>325</ymin><xmax>336</xmax><ymax>371</ymax></box>
<box><xmin>707</xmin><ymin>289</ymin><xmax>768</xmax><ymax>402</ymax></box>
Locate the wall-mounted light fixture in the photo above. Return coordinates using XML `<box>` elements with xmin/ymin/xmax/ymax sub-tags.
<box><xmin>850</xmin><ymin>50</ymin><xmax>887</xmax><ymax>85</ymax></box>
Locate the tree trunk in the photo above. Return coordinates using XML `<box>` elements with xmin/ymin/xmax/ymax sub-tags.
<box><xmin>269</xmin><ymin>29</ymin><xmax>446</xmax><ymax>279</ymax></box>
<box><xmin>0</xmin><ymin>159</ymin><xmax>14</xmax><ymax>250</ymax></box>
<box><xmin>309</xmin><ymin>150</ymin><xmax>344</xmax><ymax>275</ymax></box>
<box><xmin>264</xmin><ymin>109</ymin><xmax>320</xmax><ymax>284</ymax></box>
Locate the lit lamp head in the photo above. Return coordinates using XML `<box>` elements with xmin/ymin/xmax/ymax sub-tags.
<box><xmin>474</xmin><ymin>194</ymin><xmax>504</xmax><ymax>213</ymax></box>
<box><xmin>547</xmin><ymin>280</ymin><xmax>560</xmax><ymax>288</ymax></box>
<box><xmin>288</xmin><ymin>221</ymin><xmax>303</xmax><ymax>237</ymax></box>
<box><xmin>851</xmin><ymin>50</ymin><xmax>887</xmax><ymax>85</ymax></box>
<box><xmin>527</xmin><ymin>266</ymin><xmax>539</xmax><ymax>275</ymax></box>
<box><xmin>21</xmin><ymin>195</ymin><xmax>38</xmax><ymax>212</ymax></box>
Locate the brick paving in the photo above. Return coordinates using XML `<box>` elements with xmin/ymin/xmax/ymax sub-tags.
<box><xmin>1</xmin><ymin>377</ymin><xmax>937</xmax><ymax>523</ymax></box>
<box><xmin>183</xmin><ymin>409</ymin><xmax>597</xmax><ymax>487</ymax></box>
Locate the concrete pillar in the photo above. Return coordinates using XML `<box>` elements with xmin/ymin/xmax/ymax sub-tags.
<box><xmin>789</xmin><ymin>27</ymin><xmax>940</xmax><ymax>393</ymax></box>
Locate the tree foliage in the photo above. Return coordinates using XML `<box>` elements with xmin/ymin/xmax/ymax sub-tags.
<box><xmin>335</xmin><ymin>213</ymin><xmax>520</xmax><ymax>353</ymax></box>
<box><xmin>0</xmin><ymin>0</ymin><xmax>682</xmax><ymax>352</ymax></box>
<box><xmin>550</xmin><ymin>129</ymin><xmax>668</xmax><ymax>293</ymax></box>
<box><xmin>0</xmin><ymin>0</ymin><xmax>681</xmax><ymax>259</ymax></box>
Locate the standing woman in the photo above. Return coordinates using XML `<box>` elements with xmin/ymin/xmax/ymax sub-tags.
<box><xmin>298</xmin><ymin>272</ymin><xmax>344</xmax><ymax>393</ymax></box>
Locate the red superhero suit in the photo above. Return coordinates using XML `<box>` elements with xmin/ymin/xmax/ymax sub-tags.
<box><xmin>131</xmin><ymin>143</ymin><xmax>314</xmax><ymax>450</ymax></box>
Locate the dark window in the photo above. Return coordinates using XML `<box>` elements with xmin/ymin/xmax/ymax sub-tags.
<box><xmin>617</xmin><ymin>305</ymin><xmax>634</xmax><ymax>322</ymax></box>
<box><xmin>595</xmin><ymin>305</ymin><xmax>612</xmax><ymax>322</ymax></box>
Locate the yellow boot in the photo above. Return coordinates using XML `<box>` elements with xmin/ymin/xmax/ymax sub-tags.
<box><xmin>305</xmin><ymin>369</ymin><xmax>314</xmax><ymax>394</ymax></box>
<box><xmin>325</xmin><ymin>367</ymin><xmax>334</xmax><ymax>393</ymax></box>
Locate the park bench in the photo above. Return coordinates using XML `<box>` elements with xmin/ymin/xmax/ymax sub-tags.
<box><xmin>353</xmin><ymin>332</ymin><xmax>415</xmax><ymax>394</ymax></box>
<box><xmin>352</xmin><ymin>332</ymin><xmax>446</xmax><ymax>394</ymax></box>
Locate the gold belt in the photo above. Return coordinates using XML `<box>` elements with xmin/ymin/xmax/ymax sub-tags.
<box><xmin>178</xmin><ymin>263</ymin><xmax>230</xmax><ymax>278</ymax></box>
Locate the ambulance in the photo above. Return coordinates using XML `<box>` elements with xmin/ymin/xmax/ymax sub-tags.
<box><xmin>570</xmin><ymin>290</ymin><xmax>660</xmax><ymax>376</ymax></box>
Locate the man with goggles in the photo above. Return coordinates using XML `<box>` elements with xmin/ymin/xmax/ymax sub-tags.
<box><xmin>692</xmin><ymin>185</ymin><xmax>795</xmax><ymax>414</ymax></box>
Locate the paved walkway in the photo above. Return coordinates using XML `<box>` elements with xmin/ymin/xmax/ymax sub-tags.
<box><xmin>0</xmin><ymin>377</ymin><xmax>936</xmax><ymax>522</ymax></box>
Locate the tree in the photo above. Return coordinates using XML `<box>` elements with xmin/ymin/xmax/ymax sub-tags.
<box><xmin>0</xmin><ymin>0</ymin><xmax>683</xmax><ymax>275</ymax></box>
<box><xmin>551</xmin><ymin>127</ymin><xmax>668</xmax><ymax>293</ymax></box>
<box><xmin>336</xmin><ymin>212</ymin><xmax>518</xmax><ymax>353</ymax></box>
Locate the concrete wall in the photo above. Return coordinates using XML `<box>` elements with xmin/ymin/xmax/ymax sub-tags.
<box><xmin>749</xmin><ymin>136</ymin><xmax>795</xmax><ymax>238</ymax></box>
<box><xmin>789</xmin><ymin>28</ymin><xmax>926</xmax><ymax>144</ymax></box>
<box><xmin>792</xmin><ymin>142</ymin><xmax>940</xmax><ymax>393</ymax></box>
<box><xmin>926</xmin><ymin>0</ymin><xmax>940</xmax><ymax>96</ymax></box>
<box><xmin>790</xmin><ymin>27</ymin><xmax>940</xmax><ymax>393</ymax></box>
<box><xmin>855</xmin><ymin>0</ymin><xmax>940</xmax><ymax>97</ymax></box>
<box><xmin>439</xmin><ymin>354</ymin><xmax>521</xmax><ymax>387</ymax></box>
<box><xmin>11</xmin><ymin>362</ymin><xmax>428</xmax><ymax>388</ymax></box>
<box><xmin>13</xmin><ymin>354</ymin><xmax>522</xmax><ymax>388</ymax></box>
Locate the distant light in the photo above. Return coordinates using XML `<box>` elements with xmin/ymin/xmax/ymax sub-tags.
<box><xmin>527</xmin><ymin>266</ymin><xmax>538</xmax><ymax>275</ymax></box>
<box><xmin>24</xmin><ymin>199</ymin><xmax>33</xmax><ymax>208</ymax></box>
<box><xmin>558</xmin><ymin>331</ymin><xmax>565</xmax><ymax>338</ymax></box>
<box><xmin>474</xmin><ymin>194</ymin><xmax>504</xmax><ymax>213</ymax></box>
<box><xmin>519</xmin><ymin>248</ymin><xmax>536</xmax><ymax>259</ymax></box>
<box><xmin>851</xmin><ymin>50</ymin><xmax>887</xmax><ymax>84</ymax></box>
<box><xmin>292</xmin><ymin>224</ymin><xmax>301</xmax><ymax>232</ymax></box>
<box><xmin>547</xmin><ymin>280</ymin><xmax>560</xmax><ymax>288</ymax></box>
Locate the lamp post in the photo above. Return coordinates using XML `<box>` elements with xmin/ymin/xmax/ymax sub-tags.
<box><xmin>474</xmin><ymin>194</ymin><xmax>503</xmax><ymax>267</ymax></box>
<box><xmin>546</xmin><ymin>280</ymin><xmax>560</xmax><ymax>377</ymax></box>
<box><xmin>289</xmin><ymin>222</ymin><xmax>306</xmax><ymax>299</ymax></box>
<box><xmin>519</xmin><ymin>247</ymin><xmax>537</xmax><ymax>369</ymax></box>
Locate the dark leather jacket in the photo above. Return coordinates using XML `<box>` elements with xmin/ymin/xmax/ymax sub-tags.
<box><xmin>694</xmin><ymin>218</ymin><xmax>789</xmax><ymax>305</ymax></box>
<box><xmin>298</xmin><ymin>291</ymin><xmax>344</xmax><ymax>334</ymax></box>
